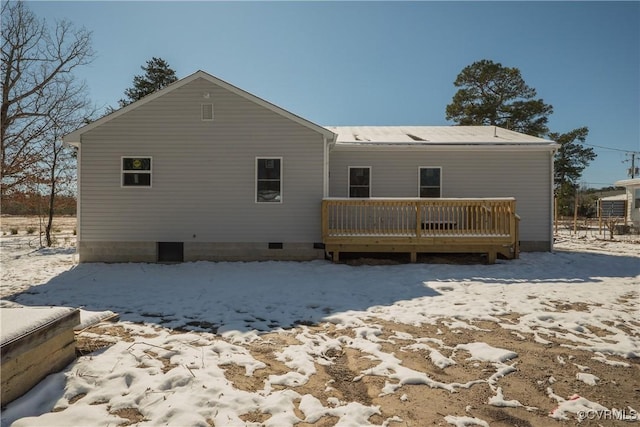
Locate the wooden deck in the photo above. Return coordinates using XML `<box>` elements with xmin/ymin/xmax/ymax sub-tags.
<box><xmin>322</xmin><ymin>198</ymin><xmax>520</xmax><ymax>263</ymax></box>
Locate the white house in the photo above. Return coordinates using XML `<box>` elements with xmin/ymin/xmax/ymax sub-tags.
<box><xmin>614</xmin><ymin>178</ymin><xmax>640</xmax><ymax>228</ymax></box>
<box><xmin>64</xmin><ymin>71</ymin><xmax>558</xmax><ymax>263</ymax></box>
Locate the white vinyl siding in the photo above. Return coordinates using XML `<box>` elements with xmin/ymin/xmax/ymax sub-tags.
<box><xmin>330</xmin><ymin>149</ymin><xmax>553</xmax><ymax>248</ymax></box>
<box><xmin>79</xmin><ymin>78</ymin><xmax>324</xmax><ymax>243</ymax></box>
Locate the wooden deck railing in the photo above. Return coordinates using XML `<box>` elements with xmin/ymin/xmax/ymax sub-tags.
<box><xmin>321</xmin><ymin>198</ymin><xmax>520</xmax><ymax>263</ymax></box>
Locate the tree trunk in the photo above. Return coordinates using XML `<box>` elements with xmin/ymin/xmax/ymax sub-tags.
<box><xmin>45</xmin><ymin>147</ymin><xmax>58</xmax><ymax>247</ymax></box>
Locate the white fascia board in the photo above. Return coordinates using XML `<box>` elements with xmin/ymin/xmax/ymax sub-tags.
<box><xmin>63</xmin><ymin>70</ymin><xmax>337</xmax><ymax>145</ymax></box>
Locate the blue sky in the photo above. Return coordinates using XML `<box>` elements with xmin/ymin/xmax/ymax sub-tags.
<box><xmin>28</xmin><ymin>1</ymin><xmax>639</xmax><ymax>188</ymax></box>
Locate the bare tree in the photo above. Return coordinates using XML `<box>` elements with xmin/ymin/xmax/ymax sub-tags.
<box><xmin>39</xmin><ymin>90</ymin><xmax>94</xmax><ymax>247</ymax></box>
<box><xmin>1</xmin><ymin>1</ymin><xmax>93</xmax><ymax>198</ymax></box>
<box><xmin>2</xmin><ymin>1</ymin><xmax>94</xmax><ymax>246</ymax></box>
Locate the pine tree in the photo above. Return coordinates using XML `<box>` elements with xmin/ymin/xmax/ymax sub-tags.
<box><xmin>445</xmin><ymin>59</ymin><xmax>553</xmax><ymax>137</ymax></box>
<box><xmin>551</xmin><ymin>127</ymin><xmax>596</xmax><ymax>216</ymax></box>
<box><xmin>118</xmin><ymin>57</ymin><xmax>178</xmax><ymax>107</ymax></box>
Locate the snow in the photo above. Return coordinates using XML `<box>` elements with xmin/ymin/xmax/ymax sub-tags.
<box><xmin>0</xmin><ymin>231</ymin><xmax>639</xmax><ymax>426</ymax></box>
<box><xmin>488</xmin><ymin>387</ymin><xmax>536</xmax><ymax>411</ymax></box>
<box><xmin>444</xmin><ymin>415</ymin><xmax>490</xmax><ymax>427</ymax></box>
<box><xmin>454</xmin><ymin>342</ymin><xmax>517</xmax><ymax>363</ymax></box>
<box><xmin>548</xmin><ymin>392</ymin><xmax>609</xmax><ymax>421</ymax></box>
<box><xmin>576</xmin><ymin>372</ymin><xmax>599</xmax><ymax>386</ymax></box>
<box><xmin>0</xmin><ymin>305</ymin><xmax>77</xmax><ymax>346</ymax></box>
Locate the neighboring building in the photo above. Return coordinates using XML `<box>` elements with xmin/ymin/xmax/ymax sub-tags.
<box><xmin>64</xmin><ymin>71</ymin><xmax>558</xmax><ymax>263</ymax></box>
<box><xmin>597</xmin><ymin>194</ymin><xmax>627</xmax><ymax>219</ymax></box>
<box><xmin>614</xmin><ymin>178</ymin><xmax>640</xmax><ymax>228</ymax></box>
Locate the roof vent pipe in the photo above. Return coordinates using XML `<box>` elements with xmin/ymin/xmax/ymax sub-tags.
<box><xmin>494</xmin><ymin>126</ymin><xmax>498</xmax><ymax>137</ymax></box>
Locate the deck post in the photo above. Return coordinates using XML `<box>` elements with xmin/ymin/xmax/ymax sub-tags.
<box><xmin>321</xmin><ymin>200</ymin><xmax>329</xmax><ymax>242</ymax></box>
<box><xmin>415</xmin><ymin>201</ymin><xmax>422</xmax><ymax>239</ymax></box>
<box><xmin>410</xmin><ymin>252</ymin><xmax>417</xmax><ymax>263</ymax></box>
<box><xmin>509</xmin><ymin>200</ymin><xmax>517</xmax><ymax>257</ymax></box>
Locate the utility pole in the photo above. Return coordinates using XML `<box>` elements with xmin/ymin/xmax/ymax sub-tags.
<box><xmin>624</xmin><ymin>152</ymin><xmax>638</xmax><ymax>179</ymax></box>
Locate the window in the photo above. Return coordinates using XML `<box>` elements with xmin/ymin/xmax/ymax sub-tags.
<box><xmin>635</xmin><ymin>189</ymin><xmax>640</xmax><ymax>209</ymax></box>
<box><xmin>348</xmin><ymin>167</ymin><xmax>371</xmax><ymax>198</ymax></box>
<box><xmin>122</xmin><ymin>157</ymin><xmax>151</xmax><ymax>187</ymax></box>
<box><xmin>202</xmin><ymin>103</ymin><xmax>213</xmax><ymax>121</ymax></box>
<box><xmin>256</xmin><ymin>158</ymin><xmax>282</xmax><ymax>203</ymax></box>
<box><xmin>419</xmin><ymin>167</ymin><xmax>441</xmax><ymax>198</ymax></box>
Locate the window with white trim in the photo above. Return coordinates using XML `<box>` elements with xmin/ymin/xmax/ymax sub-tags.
<box><xmin>256</xmin><ymin>158</ymin><xmax>282</xmax><ymax>203</ymax></box>
<box><xmin>122</xmin><ymin>157</ymin><xmax>152</xmax><ymax>187</ymax></box>
<box><xmin>348</xmin><ymin>166</ymin><xmax>371</xmax><ymax>198</ymax></box>
<box><xmin>419</xmin><ymin>167</ymin><xmax>441</xmax><ymax>198</ymax></box>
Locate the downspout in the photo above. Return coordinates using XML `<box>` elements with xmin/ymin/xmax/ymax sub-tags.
<box><xmin>323</xmin><ymin>136</ymin><xmax>330</xmax><ymax>198</ymax></box>
<box><xmin>76</xmin><ymin>138</ymin><xmax>82</xmax><ymax>261</ymax></box>
<box><xmin>550</xmin><ymin>145</ymin><xmax>557</xmax><ymax>252</ymax></box>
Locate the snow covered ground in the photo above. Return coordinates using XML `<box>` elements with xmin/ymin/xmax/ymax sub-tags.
<box><xmin>0</xmin><ymin>230</ymin><xmax>638</xmax><ymax>426</ymax></box>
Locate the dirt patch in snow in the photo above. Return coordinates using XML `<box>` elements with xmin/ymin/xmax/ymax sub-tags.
<box><xmin>74</xmin><ymin>317</ymin><xmax>639</xmax><ymax>426</ymax></box>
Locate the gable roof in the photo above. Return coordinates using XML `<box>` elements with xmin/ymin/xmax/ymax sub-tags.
<box><xmin>64</xmin><ymin>70</ymin><xmax>336</xmax><ymax>145</ymax></box>
<box><xmin>326</xmin><ymin>126</ymin><xmax>557</xmax><ymax>148</ymax></box>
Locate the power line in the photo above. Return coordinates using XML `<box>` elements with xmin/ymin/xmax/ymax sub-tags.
<box><xmin>582</xmin><ymin>142</ymin><xmax>640</xmax><ymax>154</ymax></box>
<box><xmin>581</xmin><ymin>182</ymin><xmax>619</xmax><ymax>187</ymax></box>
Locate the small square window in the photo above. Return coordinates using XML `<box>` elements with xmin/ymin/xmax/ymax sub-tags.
<box><xmin>122</xmin><ymin>157</ymin><xmax>152</xmax><ymax>187</ymax></box>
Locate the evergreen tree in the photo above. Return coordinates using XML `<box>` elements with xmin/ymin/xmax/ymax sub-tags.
<box><xmin>118</xmin><ymin>57</ymin><xmax>178</xmax><ymax>107</ymax></box>
<box><xmin>446</xmin><ymin>59</ymin><xmax>596</xmax><ymax>217</ymax></box>
<box><xmin>551</xmin><ymin>127</ymin><xmax>596</xmax><ymax>216</ymax></box>
<box><xmin>446</xmin><ymin>59</ymin><xmax>553</xmax><ymax>137</ymax></box>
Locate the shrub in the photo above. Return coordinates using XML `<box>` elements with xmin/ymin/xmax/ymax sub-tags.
<box><xmin>10</xmin><ymin>228</ymin><xmax>18</xmax><ymax>235</ymax></box>
<box><xmin>26</xmin><ymin>226</ymin><xmax>36</xmax><ymax>234</ymax></box>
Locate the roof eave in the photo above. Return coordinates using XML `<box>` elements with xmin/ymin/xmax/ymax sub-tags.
<box><xmin>332</xmin><ymin>142</ymin><xmax>559</xmax><ymax>151</ymax></box>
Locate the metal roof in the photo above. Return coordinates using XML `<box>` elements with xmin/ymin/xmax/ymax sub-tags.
<box><xmin>325</xmin><ymin>126</ymin><xmax>555</xmax><ymax>146</ymax></box>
